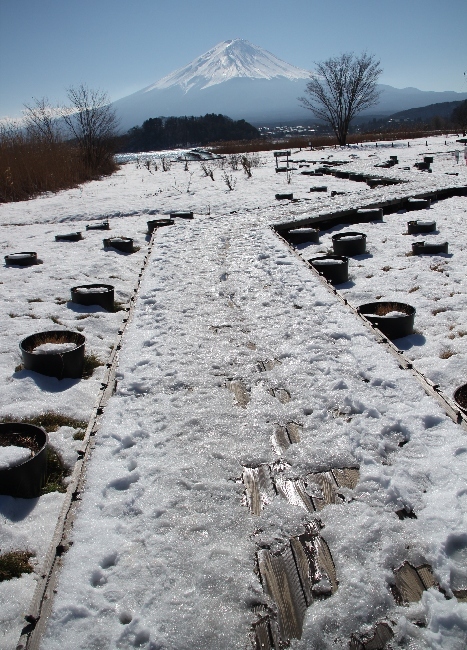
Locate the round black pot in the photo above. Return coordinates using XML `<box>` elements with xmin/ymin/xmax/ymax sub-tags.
<box><xmin>86</xmin><ymin>221</ymin><xmax>109</xmax><ymax>230</ymax></box>
<box><xmin>390</xmin><ymin>156</ymin><xmax>399</xmax><ymax>163</ymax></box>
<box><xmin>424</xmin><ymin>156</ymin><xmax>434</xmax><ymax>164</ymax></box>
<box><xmin>366</xmin><ymin>178</ymin><xmax>385</xmax><ymax>188</ymax></box>
<box><xmin>286</xmin><ymin>228</ymin><xmax>320</xmax><ymax>245</ymax></box>
<box><xmin>454</xmin><ymin>384</ymin><xmax>467</xmax><ymax>414</ymax></box>
<box><xmin>0</xmin><ymin>423</ymin><xmax>48</xmax><ymax>498</ymax></box>
<box><xmin>414</xmin><ymin>162</ymin><xmax>430</xmax><ymax>171</ymax></box>
<box><xmin>71</xmin><ymin>284</ymin><xmax>114</xmax><ymax>311</ymax></box>
<box><xmin>55</xmin><ymin>232</ymin><xmax>82</xmax><ymax>242</ymax></box>
<box><xmin>357</xmin><ymin>302</ymin><xmax>415</xmax><ymax>339</ymax></box>
<box><xmin>407</xmin><ymin>220</ymin><xmax>436</xmax><ymax>234</ymax></box>
<box><xmin>332</xmin><ymin>232</ymin><xmax>367</xmax><ymax>256</ymax></box>
<box><xmin>348</xmin><ymin>173</ymin><xmax>366</xmax><ymax>182</ymax></box>
<box><xmin>412</xmin><ymin>241</ymin><xmax>448</xmax><ymax>255</ymax></box>
<box><xmin>20</xmin><ymin>330</ymin><xmax>85</xmax><ymax>379</ymax></box>
<box><xmin>335</xmin><ymin>170</ymin><xmax>349</xmax><ymax>179</ymax></box>
<box><xmin>103</xmin><ymin>237</ymin><xmax>134</xmax><ymax>253</ymax></box>
<box><xmin>5</xmin><ymin>252</ymin><xmax>37</xmax><ymax>266</ymax></box>
<box><xmin>147</xmin><ymin>218</ymin><xmax>174</xmax><ymax>233</ymax></box>
<box><xmin>309</xmin><ymin>255</ymin><xmax>349</xmax><ymax>284</ymax></box>
<box><xmin>309</xmin><ymin>186</ymin><xmax>327</xmax><ymax>192</ymax></box>
<box><xmin>407</xmin><ymin>198</ymin><xmax>431</xmax><ymax>211</ymax></box>
<box><xmin>275</xmin><ymin>193</ymin><xmax>293</xmax><ymax>200</ymax></box>
<box><xmin>169</xmin><ymin>211</ymin><xmax>194</xmax><ymax>219</ymax></box>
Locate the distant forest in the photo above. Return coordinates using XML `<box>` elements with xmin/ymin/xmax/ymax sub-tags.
<box><xmin>118</xmin><ymin>114</ymin><xmax>260</xmax><ymax>152</ymax></box>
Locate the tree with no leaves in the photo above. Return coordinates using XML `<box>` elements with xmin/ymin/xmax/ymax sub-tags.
<box><xmin>61</xmin><ymin>84</ymin><xmax>119</xmax><ymax>170</ymax></box>
<box><xmin>23</xmin><ymin>97</ymin><xmax>61</xmax><ymax>143</ymax></box>
<box><xmin>300</xmin><ymin>52</ymin><xmax>382</xmax><ymax>145</ymax></box>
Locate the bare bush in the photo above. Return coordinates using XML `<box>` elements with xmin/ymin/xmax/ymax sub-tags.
<box><xmin>160</xmin><ymin>156</ymin><xmax>171</xmax><ymax>172</ymax></box>
<box><xmin>222</xmin><ymin>171</ymin><xmax>237</xmax><ymax>191</ymax></box>
<box><xmin>228</xmin><ymin>154</ymin><xmax>241</xmax><ymax>170</ymax></box>
<box><xmin>201</xmin><ymin>163</ymin><xmax>215</xmax><ymax>180</ymax></box>
<box><xmin>241</xmin><ymin>156</ymin><xmax>252</xmax><ymax>178</ymax></box>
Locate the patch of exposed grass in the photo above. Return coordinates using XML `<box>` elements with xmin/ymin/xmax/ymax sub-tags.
<box><xmin>439</xmin><ymin>348</ymin><xmax>456</xmax><ymax>359</ymax></box>
<box><xmin>27</xmin><ymin>298</ymin><xmax>43</xmax><ymax>303</ymax></box>
<box><xmin>14</xmin><ymin>363</ymin><xmax>23</xmax><ymax>372</ymax></box>
<box><xmin>8</xmin><ymin>312</ymin><xmax>19</xmax><ymax>318</ymax></box>
<box><xmin>82</xmin><ymin>353</ymin><xmax>103</xmax><ymax>379</ymax></box>
<box><xmin>75</xmin><ymin>314</ymin><xmax>89</xmax><ymax>320</ymax></box>
<box><xmin>381</xmin><ymin>266</ymin><xmax>391</xmax><ymax>272</ymax></box>
<box><xmin>1</xmin><ymin>411</ymin><xmax>87</xmax><ymax>433</ymax></box>
<box><xmin>41</xmin><ymin>446</ymin><xmax>67</xmax><ymax>494</ymax></box>
<box><xmin>408</xmin><ymin>286</ymin><xmax>419</xmax><ymax>293</ymax></box>
<box><xmin>113</xmin><ymin>300</ymin><xmax>126</xmax><ymax>312</ymax></box>
<box><xmin>55</xmin><ymin>297</ymin><xmax>67</xmax><ymax>305</ymax></box>
<box><xmin>0</xmin><ymin>551</ymin><xmax>34</xmax><ymax>582</ymax></box>
<box><xmin>73</xmin><ymin>430</ymin><xmax>85</xmax><ymax>441</ymax></box>
<box><xmin>432</xmin><ymin>307</ymin><xmax>448</xmax><ymax>315</ymax></box>
<box><xmin>50</xmin><ymin>315</ymin><xmax>63</xmax><ymax>325</ymax></box>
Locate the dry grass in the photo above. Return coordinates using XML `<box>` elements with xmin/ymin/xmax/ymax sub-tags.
<box><xmin>0</xmin><ymin>128</ymin><xmax>118</xmax><ymax>203</ymax></box>
<box><xmin>1</xmin><ymin>411</ymin><xmax>87</xmax><ymax>433</ymax></box>
<box><xmin>439</xmin><ymin>347</ymin><xmax>456</xmax><ymax>359</ymax></box>
<box><xmin>0</xmin><ymin>551</ymin><xmax>34</xmax><ymax>582</ymax></box>
<box><xmin>408</xmin><ymin>286</ymin><xmax>419</xmax><ymax>293</ymax></box>
<box><xmin>432</xmin><ymin>307</ymin><xmax>448</xmax><ymax>315</ymax></box>
<box><xmin>82</xmin><ymin>353</ymin><xmax>103</xmax><ymax>379</ymax></box>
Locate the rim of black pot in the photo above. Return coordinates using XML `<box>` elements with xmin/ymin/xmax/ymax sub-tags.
<box><xmin>332</xmin><ymin>232</ymin><xmax>367</xmax><ymax>242</ymax></box>
<box><xmin>453</xmin><ymin>384</ymin><xmax>467</xmax><ymax>413</ymax></box>
<box><xmin>104</xmin><ymin>237</ymin><xmax>132</xmax><ymax>243</ymax></box>
<box><xmin>288</xmin><ymin>227</ymin><xmax>319</xmax><ymax>234</ymax></box>
<box><xmin>0</xmin><ymin>422</ymin><xmax>48</xmax><ymax>469</ymax></box>
<box><xmin>86</xmin><ymin>221</ymin><xmax>110</xmax><ymax>230</ymax></box>
<box><xmin>357</xmin><ymin>301</ymin><xmax>416</xmax><ymax>318</ymax></box>
<box><xmin>309</xmin><ymin>254</ymin><xmax>349</xmax><ymax>265</ymax></box>
<box><xmin>20</xmin><ymin>330</ymin><xmax>86</xmax><ymax>355</ymax></box>
<box><xmin>5</xmin><ymin>252</ymin><xmax>38</xmax><ymax>264</ymax></box>
<box><xmin>407</xmin><ymin>220</ymin><xmax>436</xmax><ymax>227</ymax></box>
<box><xmin>71</xmin><ymin>283</ymin><xmax>114</xmax><ymax>295</ymax></box>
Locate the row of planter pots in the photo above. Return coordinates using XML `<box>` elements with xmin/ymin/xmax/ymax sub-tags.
<box><xmin>4</xmin><ymin>215</ymin><xmax>191</xmax><ymax>265</ymax></box>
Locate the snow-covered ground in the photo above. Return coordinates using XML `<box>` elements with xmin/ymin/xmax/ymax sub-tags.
<box><xmin>1</xmin><ymin>136</ymin><xmax>467</xmax><ymax>650</ymax></box>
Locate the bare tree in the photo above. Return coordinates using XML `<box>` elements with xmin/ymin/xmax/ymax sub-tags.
<box><xmin>23</xmin><ymin>97</ymin><xmax>61</xmax><ymax>143</ymax></box>
<box><xmin>61</xmin><ymin>84</ymin><xmax>119</xmax><ymax>170</ymax></box>
<box><xmin>452</xmin><ymin>100</ymin><xmax>467</xmax><ymax>136</ymax></box>
<box><xmin>300</xmin><ymin>53</ymin><xmax>382</xmax><ymax>145</ymax></box>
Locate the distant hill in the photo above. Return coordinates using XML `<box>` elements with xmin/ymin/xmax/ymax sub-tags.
<box><xmin>387</xmin><ymin>101</ymin><xmax>464</xmax><ymax>122</ymax></box>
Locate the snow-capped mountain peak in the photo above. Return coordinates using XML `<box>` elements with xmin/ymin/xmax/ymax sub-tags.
<box><xmin>145</xmin><ymin>39</ymin><xmax>310</xmax><ymax>93</ymax></box>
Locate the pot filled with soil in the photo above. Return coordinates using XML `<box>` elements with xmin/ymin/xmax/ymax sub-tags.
<box><xmin>357</xmin><ymin>301</ymin><xmax>415</xmax><ymax>339</ymax></box>
<box><xmin>71</xmin><ymin>284</ymin><xmax>114</xmax><ymax>311</ymax></box>
<box><xmin>286</xmin><ymin>228</ymin><xmax>320</xmax><ymax>245</ymax></box>
<box><xmin>412</xmin><ymin>241</ymin><xmax>448</xmax><ymax>255</ymax></box>
<box><xmin>147</xmin><ymin>218</ymin><xmax>174</xmax><ymax>234</ymax></box>
<box><xmin>0</xmin><ymin>423</ymin><xmax>48</xmax><ymax>498</ymax></box>
<box><xmin>332</xmin><ymin>232</ymin><xmax>367</xmax><ymax>256</ymax></box>
<box><xmin>5</xmin><ymin>252</ymin><xmax>37</xmax><ymax>267</ymax></box>
<box><xmin>407</xmin><ymin>197</ymin><xmax>431</xmax><ymax>210</ymax></box>
<box><xmin>20</xmin><ymin>330</ymin><xmax>85</xmax><ymax>379</ymax></box>
<box><xmin>275</xmin><ymin>193</ymin><xmax>294</xmax><ymax>200</ymax></box>
<box><xmin>103</xmin><ymin>237</ymin><xmax>134</xmax><ymax>253</ymax></box>
<box><xmin>407</xmin><ymin>220</ymin><xmax>436</xmax><ymax>234</ymax></box>
<box><xmin>55</xmin><ymin>232</ymin><xmax>82</xmax><ymax>242</ymax></box>
<box><xmin>309</xmin><ymin>255</ymin><xmax>349</xmax><ymax>284</ymax></box>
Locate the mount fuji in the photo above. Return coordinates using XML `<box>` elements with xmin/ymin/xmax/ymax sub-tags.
<box><xmin>112</xmin><ymin>39</ymin><xmax>467</xmax><ymax>132</ymax></box>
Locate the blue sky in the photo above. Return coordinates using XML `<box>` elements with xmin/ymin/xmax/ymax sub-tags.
<box><xmin>1</xmin><ymin>0</ymin><xmax>466</xmax><ymax>119</ymax></box>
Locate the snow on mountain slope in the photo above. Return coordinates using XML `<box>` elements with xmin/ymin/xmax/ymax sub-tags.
<box><xmin>145</xmin><ymin>39</ymin><xmax>310</xmax><ymax>93</ymax></box>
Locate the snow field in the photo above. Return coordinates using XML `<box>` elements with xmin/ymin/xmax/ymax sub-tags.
<box><xmin>0</xmin><ymin>135</ymin><xmax>466</xmax><ymax>649</ymax></box>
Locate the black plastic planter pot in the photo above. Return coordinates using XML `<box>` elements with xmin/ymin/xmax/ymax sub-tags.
<box><xmin>390</xmin><ymin>156</ymin><xmax>399</xmax><ymax>163</ymax></box>
<box><xmin>356</xmin><ymin>208</ymin><xmax>383</xmax><ymax>222</ymax></box>
<box><xmin>275</xmin><ymin>167</ymin><xmax>288</xmax><ymax>173</ymax></box>
<box><xmin>55</xmin><ymin>232</ymin><xmax>82</xmax><ymax>242</ymax></box>
<box><xmin>407</xmin><ymin>198</ymin><xmax>431</xmax><ymax>211</ymax></box>
<box><xmin>407</xmin><ymin>220</ymin><xmax>436</xmax><ymax>234</ymax></box>
<box><xmin>275</xmin><ymin>193</ymin><xmax>293</xmax><ymax>200</ymax></box>
<box><xmin>286</xmin><ymin>228</ymin><xmax>320</xmax><ymax>245</ymax></box>
<box><xmin>309</xmin><ymin>255</ymin><xmax>349</xmax><ymax>284</ymax></box>
<box><xmin>103</xmin><ymin>237</ymin><xmax>134</xmax><ymax>253</ymax></box>
<box><xmin>332</xmin><ymin>232</ymin><xmax>367</xmax><ymax>256</ymax></box>
<box><xmin>335</xmin><ymin>170</ymin><xmax>349</xmax><ymax>179</ymax></box>
<box><xmin>348</xmin><ymin>173</ymin><xmax>366</xmax><ymax>182</ymax></box>
<box><xmin>357</xmin><ymin>302</ymin><xmax>415</xmax><ymax>339</ymax></box>
<box><xmin>5</xmin><ymin>252</ymin><xmax>37</xmax><ymax>266</ymax></box>
<box><xmin>86</xmin><ymin>221</ymin><xmax>109</xmax><ymax>231</ymax></box>
<box><xmin>309</xmin><ymin>186</ymin><xmax>327</xmax><ymax>192</ymax></box>
<box><xmin>147</xmin><ymin>218</ymin><xmax>174</xmax><ymax>233</ymax></box>
<box><xmin>414</xmin><ymin>162</ymin><xmax>430</xmax><ymax>171</ymax></box>
<box><xmin>424</xmin><ymin>156</ymin><xmax>434</xmax><ymax>164</ymax></box>
<box><xmin>454</xmin><ymin>384</ymin><xmax>467</xmax><ymax>414</ymax></box>
<box><xmin>170</xmin><ymin>211</ymin><xmax>194</xmax><ymax>219</ymax></box>
<box><xmin>71</xmin><ymin>284</ymin><xmax>114</xmax><ymax>311</ymax></box>
<box><xmin>412</xmin><ymin>241</ymin><xmax>449</xmax><ymax>255</ymax></box>
<box><xmin>0</xmin><ymin>423</ymin><xmax>48</xmax><ymax>498</ymax></box>
<box><xmin>20</xmin><ymin>330</ymin><xmax>85</xmax><ymax>379</ymax></box>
